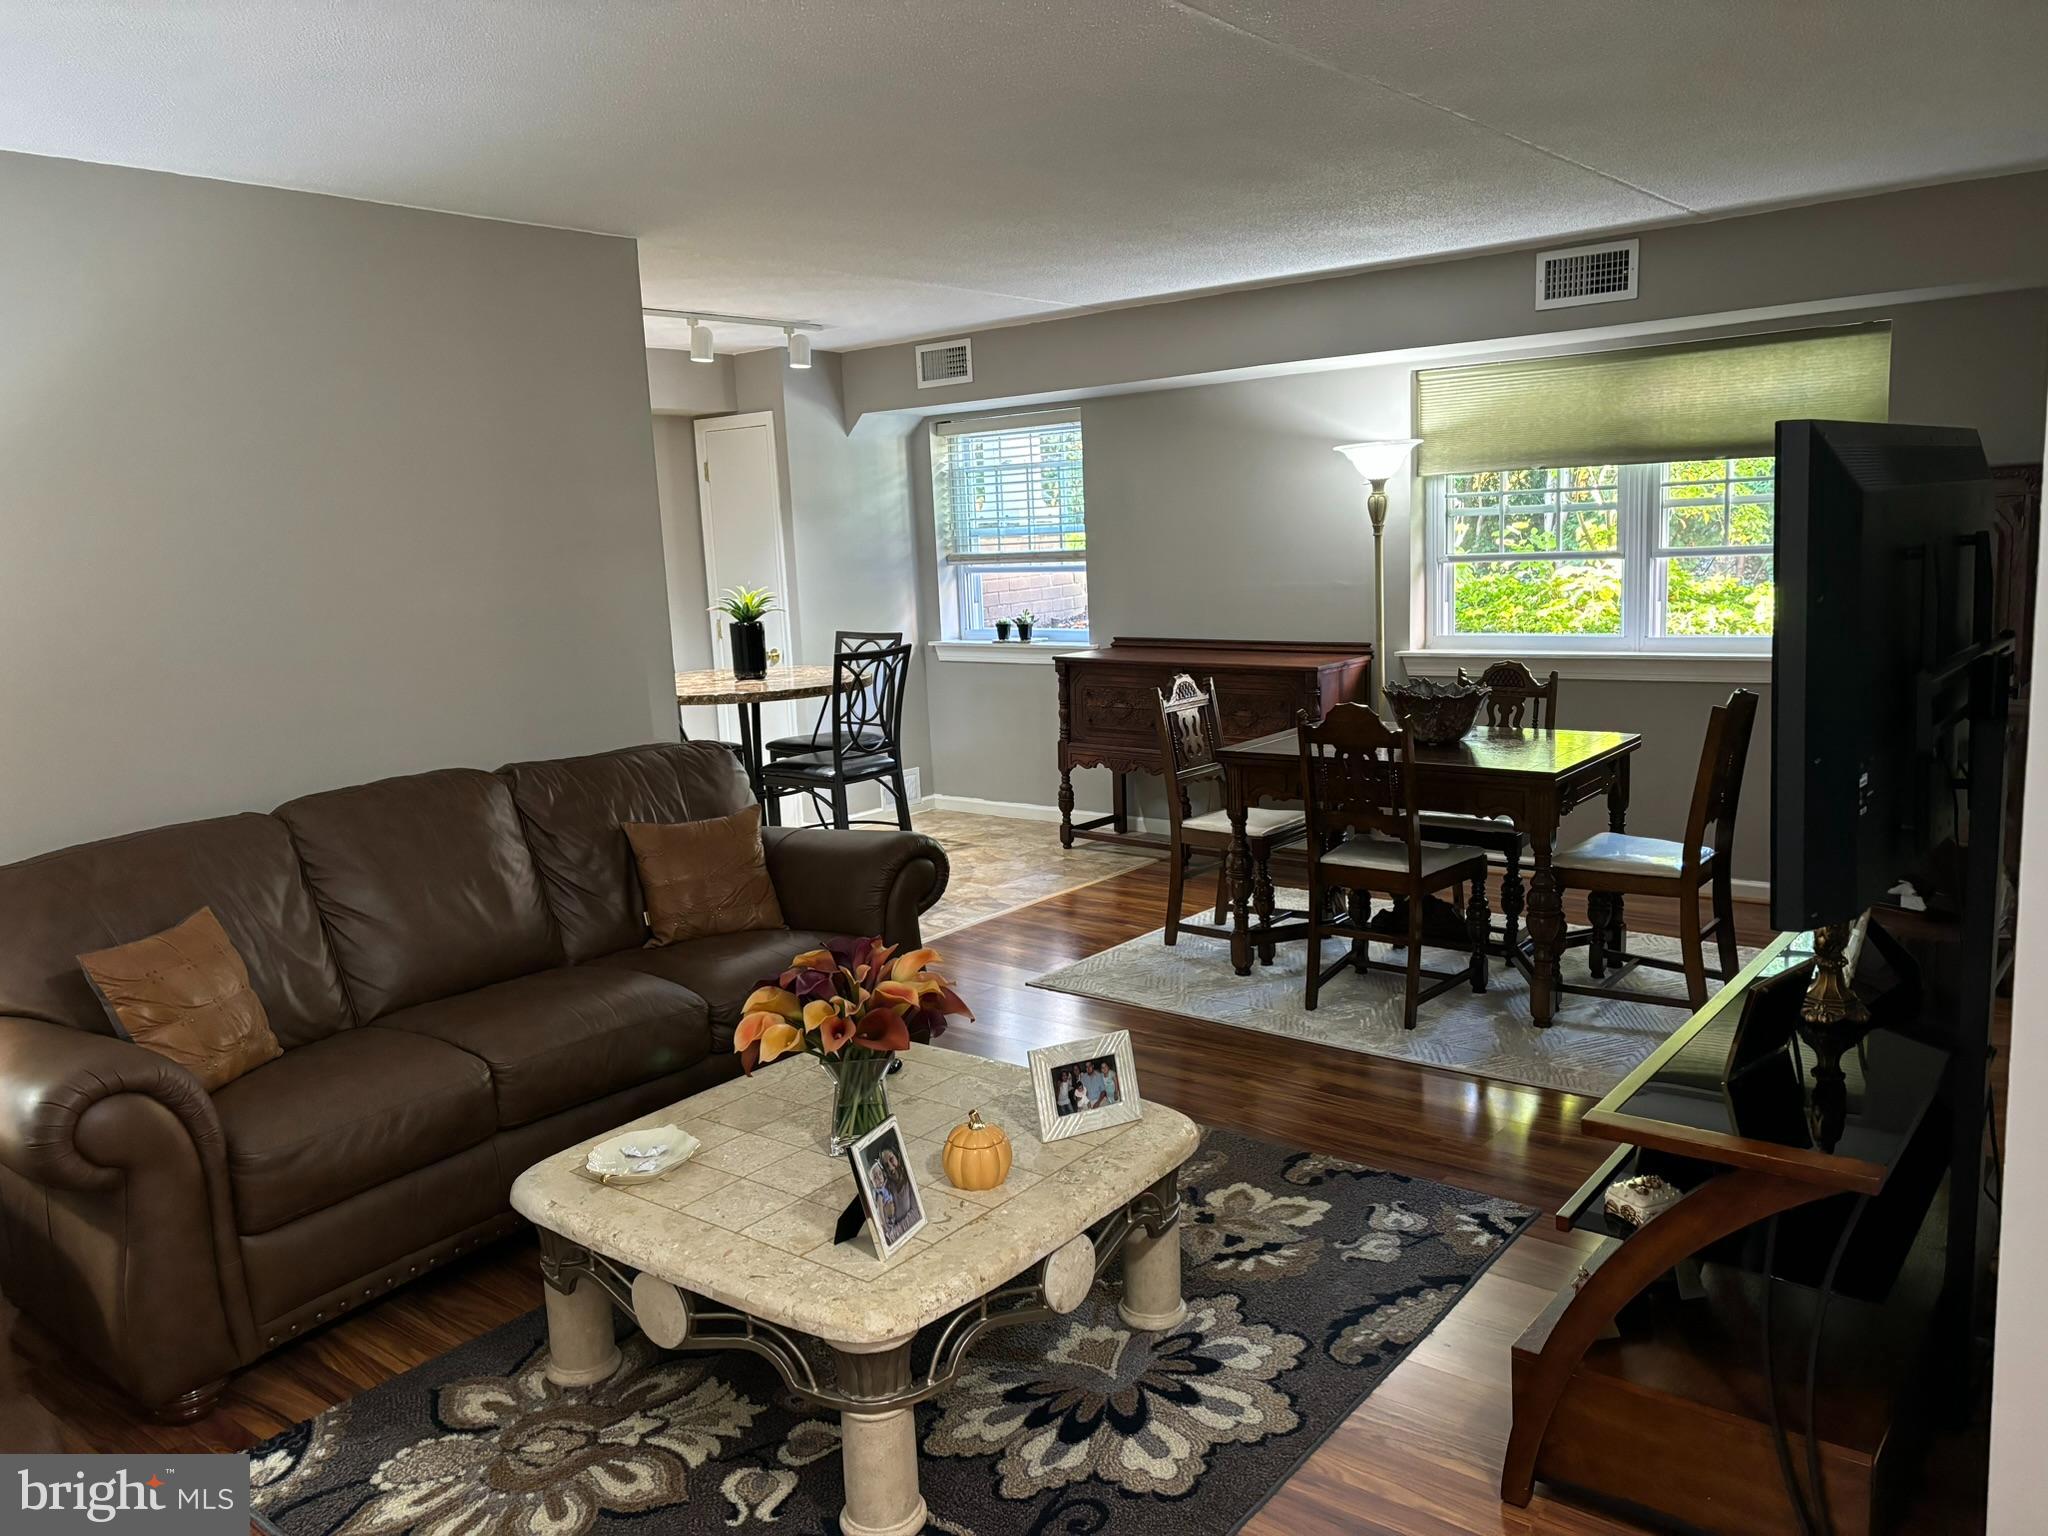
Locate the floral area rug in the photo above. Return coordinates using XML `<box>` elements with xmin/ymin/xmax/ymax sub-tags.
<box><xmin>250</xmin><ymin>1129</ymin><xmax>1532</xmax><ymax>1536</ymax></box>
<box><xmin>1032</xmin><ymin>909</ymin><xmax>1754</xmax><ymax>1096</ymax></box>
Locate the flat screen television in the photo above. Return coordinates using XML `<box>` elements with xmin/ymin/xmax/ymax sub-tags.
<box><xmin>1770</xmin><ymin>419</ymin><xmax>1995</xmax><ymax>932</ymax></box>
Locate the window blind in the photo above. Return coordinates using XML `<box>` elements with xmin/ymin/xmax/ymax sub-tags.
<box><xmin>932</xmin><ymin>415</ymin><xmax>1085</xmax><ymax>562</ymax></box>
<box><xmin>1414</xmin><ymin>323</ymin><xmax>1891</xmax><ymax>476</ymax></box>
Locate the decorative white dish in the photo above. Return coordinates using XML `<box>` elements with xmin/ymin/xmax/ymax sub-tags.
<box><xmin>583</xmin><ymin>1124</ymin><xmax>699</xmax><ymax>1185</ymax></box>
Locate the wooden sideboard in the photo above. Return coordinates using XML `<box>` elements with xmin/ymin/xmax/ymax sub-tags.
<box><xmin>1053</xmin><ymin>636</ymin><xmax>1372</xmax><ymax>848</ymax></box>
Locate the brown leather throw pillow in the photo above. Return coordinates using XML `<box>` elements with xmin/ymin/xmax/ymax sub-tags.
<box><xmin>625</xmin><ymin>805</ymin><xmax>785</xmax><ymax>945</ymax></box>
<box><xmin>78</xmin><ymin>907</ymin><xmax>283</xmax><ymax>1091</ymax></box>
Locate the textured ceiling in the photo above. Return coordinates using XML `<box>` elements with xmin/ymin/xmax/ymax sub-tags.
<box><xmin>2</xmin><ymin>2</ymin><xmax>2043</xmax><ymax>353</ymax></box>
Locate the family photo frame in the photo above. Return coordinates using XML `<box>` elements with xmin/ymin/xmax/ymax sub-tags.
<box><xmin>1029</xmin><ymin>1030</ymin><xmax>1142</xmax><ymax>1142</ymax></box>
<box><xmin>846</xmin><ymin>1116</ymin><xmax>928</xmax><ymax>1259</ymax></box>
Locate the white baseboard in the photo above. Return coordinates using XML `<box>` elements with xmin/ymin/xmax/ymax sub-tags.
<box><xmin>923</xmin><ymin>794</ymin><xmax>1164</xmax><ymax>835</ymax></box>
<box><xmin>922</xmin><ymin>794</ymin><xmax>1071</xmax><ymax>824</ymax></box>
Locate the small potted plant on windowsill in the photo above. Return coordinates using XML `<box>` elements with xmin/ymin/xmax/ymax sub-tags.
<box><xmin>1016</xmin><ymin>611</ymin><xmax>1036</xmax><ymax>642</ymax></box>
<box><xmin>711</xmin><ymin>585</ymin><xmax>779</xmax><ymax>681</ymax></box>
<box><xmin>994</xmin><ymin>617</ymin><xmax>1013</xmax><ymax>642</ymax></box>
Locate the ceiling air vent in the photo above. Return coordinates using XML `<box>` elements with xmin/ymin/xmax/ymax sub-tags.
<box><xmin>1535</xmin><ymin>238</ymin><xmax>1639</xmax><ymax>310</ymax></box>
<box><xmin>915</xmin><ymin>338</ymin><xmax>973</xmax><ymax>389</ymax></box>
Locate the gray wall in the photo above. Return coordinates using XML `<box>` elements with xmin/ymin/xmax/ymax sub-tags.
<box><xmin>912</xmin><ymin>289</ymin><xmax>2048</xmax><ymax>881</ymax></box>
<box><xmin>846</xmin><ymin>171</ymin><xmax>2048</xmax><ymax>421</ymax></box>
<box><xmin>0</xmin><ymin>151</ymin><xmax>677</xmax><ymax>863</ymax></box>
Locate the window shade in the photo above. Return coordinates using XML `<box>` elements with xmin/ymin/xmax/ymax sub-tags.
<box><xmin>1414</xmin><ymin>324</ymin><xmax>1891</xmax><ymax>476</ymax></box>
<box><xmin>932</xmin><ymin>415</ymin><xmax>1085</xmax><ymax>561</ymax></box>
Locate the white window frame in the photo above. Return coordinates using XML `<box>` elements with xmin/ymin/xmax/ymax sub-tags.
<box><xmin>931</xmin><ymin>415</ymin><xmax>1089</xmax><ymax>644</ymax></box>
<box><xmin>1422</xmin><ymin>458</ymin><xmax>1773</xmax><ymax>656</ymax></box>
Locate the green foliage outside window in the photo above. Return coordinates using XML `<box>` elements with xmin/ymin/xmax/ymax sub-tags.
<box><xmin>1446</xmin><ymin>458</ymin><xmax>1774</xmax><ymax>639</ymax></box>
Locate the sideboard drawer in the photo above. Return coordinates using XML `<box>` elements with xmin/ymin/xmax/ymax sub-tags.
<box><xmin>1212</xmin><ymin>682</ymin><xmax>1312</xmax><ymax>743</ymax></box>
<box><xmin>1072</xmin><ymin>674</ymin><xmax>1166</xmax><ymax>746</ymax></box>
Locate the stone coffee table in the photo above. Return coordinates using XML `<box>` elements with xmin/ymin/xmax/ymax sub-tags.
<box><xmin>510</xmin><ymin>1042</ymin><xmax>1200</xmax><ymax>1536</ymax></box>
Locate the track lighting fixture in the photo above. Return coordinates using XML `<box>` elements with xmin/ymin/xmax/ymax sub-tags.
<box><xmin>643</xmin><ymin>306</ymin><xmax>824</xmax><ymax>370</ymax></box>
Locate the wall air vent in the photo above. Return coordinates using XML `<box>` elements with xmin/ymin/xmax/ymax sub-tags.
<box><xmin>915</xmin><ymin>338</ymin><xmax>974</xmax><ymax>389</ymax></box>
<box><xmin>1535</xmin><ymin>238</ymin><xmax>1639</xmax><ymax>310</ymax></box>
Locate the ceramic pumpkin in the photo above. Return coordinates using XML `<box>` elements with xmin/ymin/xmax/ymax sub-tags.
<box><xmin>943</xmin><ymin>1109</ymin><xmax>1013</xmax><ymax>1191</ymax></box>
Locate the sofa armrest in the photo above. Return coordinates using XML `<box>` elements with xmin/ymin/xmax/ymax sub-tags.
<box><xmin>0</xmin><ymin>1015</ymin><xmax>254</xmax><ymax>1410</ymax></box>
<box><xmin>0</xmin><ymin>1015</ymin><xmax>225</xmax><ymax>1189</ymax></box>
<box><xmin>762</xmin><ymin>827</ymin><xmax>950</xmax><ymax>946</ymax></box>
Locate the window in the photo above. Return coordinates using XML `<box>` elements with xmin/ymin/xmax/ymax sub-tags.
<box><xmin>932</xmin><ymin>414</ymin><xmax>1087</xmax><ymax>641</ymax></box>
<box><xmin>1426</xmin><ymin>456</ymin><xmax>1775</xmax><ymax>650</ymax></box>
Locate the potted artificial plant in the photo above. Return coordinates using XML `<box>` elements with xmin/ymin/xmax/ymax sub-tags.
<box><xmin>1015</xmin><ymin>610</ymin><xmax>1037</xmax><ymax>642</ymax></box>
<box><xmin>712</xmin><ymin>586</ymin><xmax>779</xmax><ymax>680</ymax></box>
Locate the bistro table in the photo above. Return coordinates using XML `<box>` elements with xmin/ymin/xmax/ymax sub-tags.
<box><xmin>675</xmin><ymin>664</ymin><xmax>835</xmax><ymax>817</ymax></box>
<box><xmin>1216</xmin><ymin>725</ymin><xmax>1642</xmax><ymax>1027</ymax></box>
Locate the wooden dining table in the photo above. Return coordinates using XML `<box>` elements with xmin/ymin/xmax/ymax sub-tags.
<box><xmin>1215</xmin><ymin>725</ymin><xmax>1643</xmax><ymax>1027</ymax></box>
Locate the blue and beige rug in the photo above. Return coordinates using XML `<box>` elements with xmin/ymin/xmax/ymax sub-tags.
<box><xmin>1031</xmin><ymin>914</ymin><xmax>1749</xmax><ymax>1096</ymax></box>
<box><xmin>249</xmin><ymin>1129</ymin><xmax>1532</xmax><ymax>1536</ymax></box>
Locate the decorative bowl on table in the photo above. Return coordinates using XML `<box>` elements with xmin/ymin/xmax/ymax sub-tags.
<box><xmin>1383</xmin><ymin>677</ymin><xmax>1489</xmax><ymax>745</ymax></box>
<box><xmin>583</xmin><ymin>1124</ymin><xmax>699</xmax><ymax>1185</ymax></box>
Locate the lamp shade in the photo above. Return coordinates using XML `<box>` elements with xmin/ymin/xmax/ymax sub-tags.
<box><xmin>689</xmin><ymin>320</ymin><xmax>716</xmax><ymax>364</ymax></box>
<box><xmin>1334</xmin><ymin>439</ymin><xmax>1421</xmax><ymax>483</ymax></box>
<box><xmin>787</xmin><ymin>328</ymin><xmax>813</xmax><ymax>369</ymax></box>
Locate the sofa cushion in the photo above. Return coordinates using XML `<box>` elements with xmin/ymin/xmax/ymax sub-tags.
<box><xmin>213</xmin><ymin>1028</ymin><xmax>496</xmax><ymax>1235</ymax></box>
<box><xmin>594</xmin><ymin>927</ymin><xmax>835</xmax><ymax>1045</ymax></box>
<box><xmin>275</xmin><ymin>769</ymin><xmax>559</xmax><ymax>1021</ymax></box>
<box><xmin>0</xmin><ymin>813</ymin><xmax>354</xmax><ymax>1046</ymax></box>
<box><xmin>498</xmin><ymin>742</ymin><xmax>755</xmax><ymax>962</ymax></box>
<box><xmin>380</xmin><ymin>966</ymin><xmax>712</xmax><ymax>1129</ymax></box>
<box><xmin>78</xmin><ymin>907</ymin><xmax>284</xmax><ymax>1090</ymax></box>
<box><xmin>626</xmin><ymin>807</ymin><xmax>784</xmax><ymax>944</ymax></box>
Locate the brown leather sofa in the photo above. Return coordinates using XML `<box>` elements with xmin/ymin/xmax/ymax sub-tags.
<box><xmin>0</xmin><ymin>742</ymin><xmax>947</xmax><ymax>1419</ymax></box>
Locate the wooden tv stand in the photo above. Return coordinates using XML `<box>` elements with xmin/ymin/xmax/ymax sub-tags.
<box><xmin>1505</xmin><ymin>926</ymin><xmax>1959</xmax><ymax>1535</ymax></box>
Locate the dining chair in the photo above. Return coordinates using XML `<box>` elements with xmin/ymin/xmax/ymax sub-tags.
<box><xmin>1551</xmin><ymin>688</ymin><xmax>1759</xmax><ymax>1009</ymax></box>
<box><xmin>1297</xmin><ymin>703</ymin><xmax>1491</xmax><ymax>1026</ymax></box>
<box><xmin>763</xmin><ymin>630</ymin><xmax>904</xmax><ymax>762</ymax></box>
<box><xmin>759</xmin><ymin>641</ymin><xmax>915</xmax><ymax>829</ymax></box>
<box><xmin>1151</xmin><ymin>674</ymin><xmax>1305</xmax><ymax>949</ymax></box>
<box><xmin>1417</xmin><ymin>659</ymin><xmax>1562</xmax><ymax>962</ymax></box>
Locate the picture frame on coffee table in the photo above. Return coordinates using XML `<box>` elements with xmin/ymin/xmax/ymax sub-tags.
<box><xmin>1030</xmin><ymin>1030</ymin><xmax>1142</xmax><ymax>1142</ymax></box>
<box><xmin>847</xmin><ymin>1117</ymin><xmax>928</xmax><ymax>1259</ymax></box>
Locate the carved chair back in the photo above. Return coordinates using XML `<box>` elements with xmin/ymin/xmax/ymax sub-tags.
<box><xmin>1457</xmin><ymin>659</ymin><xmax>1561</xmax><ymax>729</ymax></box>
<box><xmin>1296</xmin><ymin>702</ymin><xmax>1421</xmax><ymax>875</ymax></box>
<box><xmin>827</xmin><ymin>641</ymin><xmax>913</xmax><ymax>766</ymax></box>
<box><xmin>1679</xmin><ymin>688</ymin><xmax>1759</xmax><ymax>875</ymax></box>
<box><xmin>1155</xmin><ymin>673</ymin><xmax>1233</xmax><ymax>838</ymax></box>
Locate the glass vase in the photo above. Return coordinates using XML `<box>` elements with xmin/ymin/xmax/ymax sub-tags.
<box><xmin>829</xmin><ymin>1054</ymin><xmax>892</xmax><ymax>1155</ymax></box>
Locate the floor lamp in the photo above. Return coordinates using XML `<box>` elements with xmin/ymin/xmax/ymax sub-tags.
<box><xmin>1334</xmin><ymin>439</ymin><xmax>1421</xmax><ymax>710</ymax></box>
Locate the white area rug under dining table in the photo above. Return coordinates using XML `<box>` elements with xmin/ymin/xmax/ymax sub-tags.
<box><xmin>1030</xmin><ymin>904</ymin><xmax>1750</xmax><ymax>1097</ymax></box>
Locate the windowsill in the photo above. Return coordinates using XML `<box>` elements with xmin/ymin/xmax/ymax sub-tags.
<box><xmin>1399</xmin><ymin>647</ymin><xmax>1770</xmax><ymax>685</ymax></box>
<box><xmin>928</xmin><ymin>639</ymin><xmax>1090</xmax><ymax>665</ymax></box>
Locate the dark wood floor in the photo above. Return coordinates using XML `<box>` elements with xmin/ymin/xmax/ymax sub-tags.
<box><xmin>0</xmin><ymin>860</ymin><xmax>1991</xmax><ymax>1534</ymax></box>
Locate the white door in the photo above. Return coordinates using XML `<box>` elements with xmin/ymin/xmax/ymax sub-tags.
<box><xmin>693</xmin><ymin>414</ymin><xmax>803</xmax><ymax>768</ymax></box>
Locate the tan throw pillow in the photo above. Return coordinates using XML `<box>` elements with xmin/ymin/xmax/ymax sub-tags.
<box><xmin>625</xmin><ymin>805</ymin><xmax>785</xmax><ymax>945</ymax></box>
<box><xmin>78</xmin><ymin>907</ymin><xmax>283</xmax><ymax>1091</ymax></box>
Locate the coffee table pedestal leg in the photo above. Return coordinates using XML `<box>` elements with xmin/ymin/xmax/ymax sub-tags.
<box><xmin>833</xmin><ymin>1337</ymin><xmax>927</xmax><ymax>1536</ymax></box>
<box><xmin>539</xmin><ymin>1236</ymin><xmax>621</xmax><ymax>1388</ymax></box>
<box><xmin>1119</xmin><ymin>1169</ymin><xmax>1187</xmax><ymax>1332</ymax></box>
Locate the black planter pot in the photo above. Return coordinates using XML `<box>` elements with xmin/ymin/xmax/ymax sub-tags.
<box><xmin>1016</xmin><ymin>621</ymin><xmax>1035</xmax><ymax>642</ymax></box>
<box><xmin>729</xmin><ymin>620</ymin><xmax>769</xmax><ymax>680</ymax></box>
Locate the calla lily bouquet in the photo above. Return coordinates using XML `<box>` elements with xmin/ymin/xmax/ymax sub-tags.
<box><xmin>734</xmin><ymin>937</ymin><xmax>973</xmax><ymax>1074</ymax></box>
